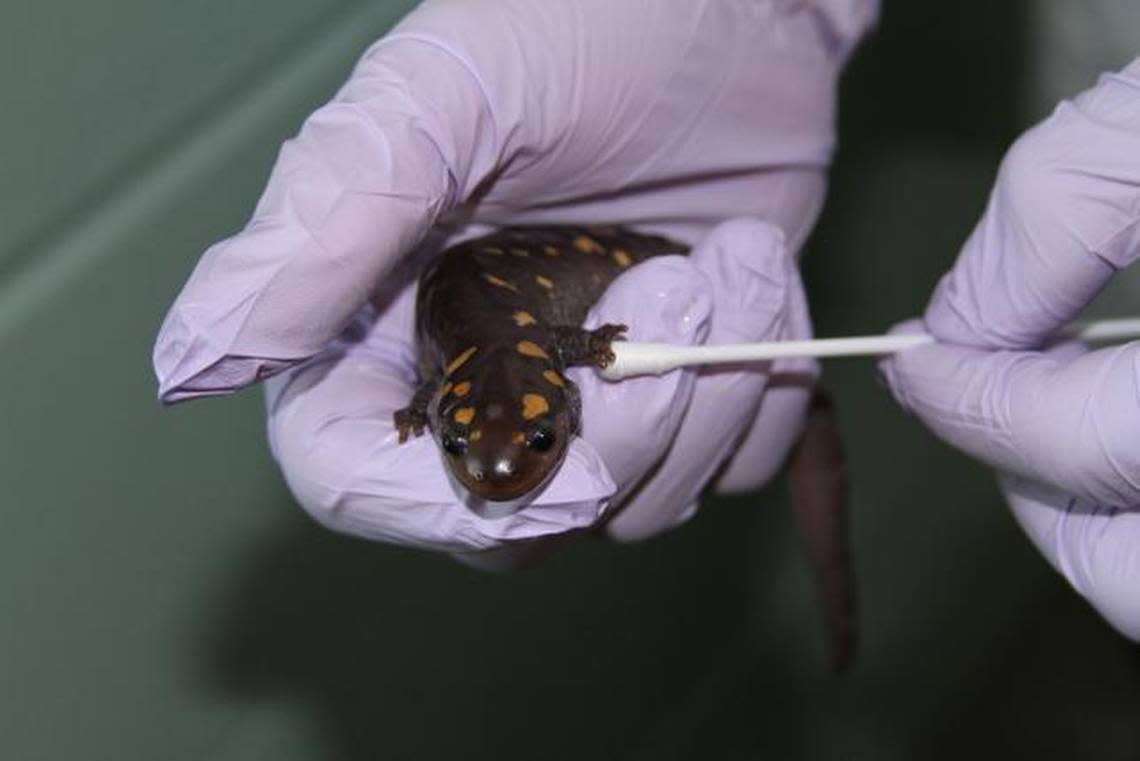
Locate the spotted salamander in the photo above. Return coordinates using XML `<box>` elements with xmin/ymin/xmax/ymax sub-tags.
<box><xmin>395</xmin><ymin>224</ymin><xmax>856</xmax><ymax>671</ymax></box>
<box><xmin>395</xmin><ymin>226</ymin><xmax>687</xmax><ymax>503</ymax></box>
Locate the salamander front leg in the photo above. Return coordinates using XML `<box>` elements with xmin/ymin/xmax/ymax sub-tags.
<box><xmin>394</xmin><ymin>380</ymin><xmax>437</xmax><ymax>443</ymax></box>
<box><xmin>550</xmin><ymin>323</ymin><xmax>628</xmax><ymax>369</ymax></box>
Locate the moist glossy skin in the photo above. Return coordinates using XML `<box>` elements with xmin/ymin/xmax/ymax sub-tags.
<box><xmin>398</xmin><ymin>226</ymin><xmax>688</xmax><ymax>503</ymax></box>
<box><xmin>429</xmin><ymin>346</ymin><xmax>576</xmax><ymax>500</ymax></box>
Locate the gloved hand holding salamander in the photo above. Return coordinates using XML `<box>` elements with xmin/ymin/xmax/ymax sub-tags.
<box><xmin>154</xmin><ymin>0</ymin><xmax>870</xmax><ymax>553</ymax></box>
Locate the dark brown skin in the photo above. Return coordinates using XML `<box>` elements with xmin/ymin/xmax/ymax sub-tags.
<box><xmin>787</xmin><ymin>388</ymin><xmax>857</xmax><ymax>673</ymax></box>
<box><xmin>394</xmin><ymin>226</ymin><xmax>687</xmax><ymax>503</ymax></box>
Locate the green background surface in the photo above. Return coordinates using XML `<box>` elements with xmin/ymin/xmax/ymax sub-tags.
<box><xmin>1</xmin><ymin>1</ymin><xmax>1137</xmax><ymax>759</ymax></box>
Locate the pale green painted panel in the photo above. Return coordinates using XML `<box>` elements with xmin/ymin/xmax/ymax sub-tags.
<box><xmin>0</xmin><ymin>0</ymin><xmax>376</xmax><ymax>270</ymax></box>
<box><xmin>0</xmin><ymin>94</ymin><xmax>301</xmax><ymax>758</ymax></box>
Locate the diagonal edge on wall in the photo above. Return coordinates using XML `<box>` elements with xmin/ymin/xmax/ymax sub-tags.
<box><xmin>0</xmin><ymin>0</ymin><xmax>417</xmax><ymax>342</ymax></box>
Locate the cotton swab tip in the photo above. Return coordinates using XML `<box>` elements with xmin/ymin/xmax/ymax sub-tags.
<box><xmin>600</xmin><ymin>342</ymin><xmax>685</xmax><ymax>380</ymax></box>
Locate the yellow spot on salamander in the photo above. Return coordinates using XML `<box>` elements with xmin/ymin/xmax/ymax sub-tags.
<box><xmin>517</xmin><ymin>341</ymin><xmax>549</xmax><ymax>360</ymax></box>
<box><xmin>513</xmin><ymin>311</ymin><xmax>537</xmax><ymax>327</ymax></box>
<box><xmin>452</xmin><ymin>381</ymin><xmax>471</xmax><ymax>397</ymax></box>
<box><xmin>470</xmin><ymin>429</ymin><xmax>483</xmax><ymax>442</ymax></box>
<box><xmin>440</xmin><ymin>382</ymin><xmax>453</xmax><ymax>397</ymax></box>
<box><xmin>544</xmin><ymin>245</ymin><xmax>560</xmax><ymax>257</ymax></box>
<box><xmin>510</xmin><ymin>248</ymin><xmax>530</xmax><ymax>257</ymax></box>
<box><xmin>613</xmin><ymin>249</ymin><xmax>632</xmax><ymax>268</ymax></box>
<box><xmin>483</xmin><ymin>247</ymin><xmax>504</xmax><ymax>255</ymax></box>
<box><xmin>522</xmin><ymin>393</ymin><xmax>550</xmax><ymax>421</ymax></box>
<box><xmin>511</xmin><ymin>432</ymin><xmax>525</xmax><ymax>445</ymax></box>
<box><xmin>573</xmin><ymin>235</ymin><xmax>604</xmax><ymax>254</ymax></box>
<box><xmin>446</xmin><ymin>347</ymin><xmax>477</xmax><ymax>376</ymax></box>
<box><xmin>535</xmin><ymin>275</ymin><xmax>554</xmax><ymax>290</ymax></box>
<box><xmin>453</xmin><ymin>407</ymin><xmax>476</xmax><ymax>425</ymax></box>
<box><xmin>483</xmin><ymin>273</ymin><xmax>518</xmax><ymax>291</ymax></box>
<box><xmin>542</xmin><ymin>370</ymin><xmax>565</xmax><ymax>387</ymax></box>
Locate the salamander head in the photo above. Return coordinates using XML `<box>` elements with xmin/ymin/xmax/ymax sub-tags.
<box><xmin>431</xmin><ymin>346</ymin><xmax>575</xmax><ymax>505</ymax></box>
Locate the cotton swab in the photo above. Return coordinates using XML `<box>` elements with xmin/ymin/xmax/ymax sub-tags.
<box><xmin>599</xmin><ymin>317</ymin><xmax>1140</xmax><ymax>381</ymax></box>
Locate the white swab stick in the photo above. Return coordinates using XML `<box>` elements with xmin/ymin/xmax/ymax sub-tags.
<box><xmin>1061</xmin><ymin>316</ymin><xmax>1140</xmax><ymax>342</ymax></box>
<box><xmin>599</xmin><ymin>317</ymin><xmax>1140</xmax><ymax>381</ymax></box>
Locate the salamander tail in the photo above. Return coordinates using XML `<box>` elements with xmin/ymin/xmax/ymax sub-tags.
<box><xmin>787</xmin><ymin>387</ymin><xmax>857</xmax><ymax>674</ymax></box>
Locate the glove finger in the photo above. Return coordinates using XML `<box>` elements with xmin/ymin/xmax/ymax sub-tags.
<box><xmin>154</xmin><ymin>36</ymin><xmax>498</xmax><ymax>403</ymax></box>
<box><xmin>924</xmin><ymin>59</ymin><xmax>1140</xmax><ymax>350</ymax></box>
<box><xmin>1000</xmin><ymin>472</ymin><xmax>1140</xmax><ymax>642</ymax></box>
<box><xmin>571</xmin><ymin>254</ymin><xmax>715</xmax><ymax>501</ymax></box>
<box><xmin>882</xmin><ymin>323</ymin><xmax>1140</xmax><ymax>508</ymax></box>
<box><xmin>605</xmin><ymin>219</ymin><xmax>801</xmax><ymax>541</ymax></box>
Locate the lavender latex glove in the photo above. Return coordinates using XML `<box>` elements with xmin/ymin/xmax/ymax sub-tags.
<box><xmin>154</xmin><ymin>0</ymin><xmax>876</xmax><ymax>551</ymax></box>
<box><xmin>881</xmin><ymin>60</ymin><xmax>1140</xmax><ymax>640</ymax></box>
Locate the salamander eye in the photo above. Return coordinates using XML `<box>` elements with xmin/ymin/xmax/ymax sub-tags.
<box><xmin>441</xmin><ymin>433</ymin><xmax>468</xmax><ymax>456</ymax></box>
<box><xmin>527</xmin><ymin>427</ymin><xmax>556</xmax><ymax>453</ymax></box>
